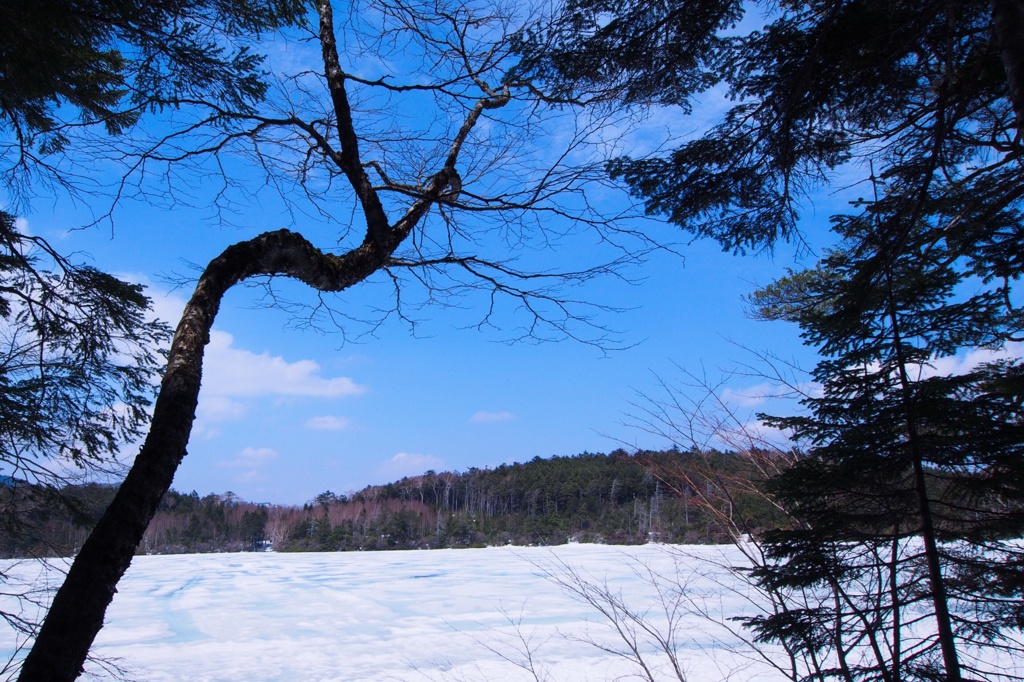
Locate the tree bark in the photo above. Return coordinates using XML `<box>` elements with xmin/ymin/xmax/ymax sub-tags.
<box><xmin>15</xmin><ymin>0</ymin><xmax>519</xmax><ymax>675</ymax></box>
<box><xmin>17</xmin><ymin>230</ymin><xmax>389</xmax><ymax>682</ymax></box>
<box><xmin>884</xmin><ymin>269</ymin><xmax>962</xmax><ymax>682</ymax></box>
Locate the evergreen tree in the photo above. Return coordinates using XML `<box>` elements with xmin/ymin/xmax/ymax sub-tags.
<box><xmin>0</xmin><ymin>0</ymin><xmax>307</xmax><ymax>196</ymax></box>
<box><xmin>515</xmin><ymin>0</ymin><xmax>1023</xmax><ymax>260</ymax></box>
<box><xmin>0</xmin><ymin>215</ymin><xmax>170</xmax><ymax>482</ymax></box>
<box><xmin>239</xmin><ymin>507</ymin><xmax>268</xmax><ymax>551</ymax></box>
<box><xmin>748</xmin><ymin>186</ymin><xmax>1024</xmax><ymax>680</ymax></box>
<box><xmin>517</xmin><ymin>1</ymin><xmax>1024</xmax><ymax>679</ymax></box>
<box><xmin>0</xmin><ymin>216</ymin><xmax>169</xmax><ymax>530</ymax></box>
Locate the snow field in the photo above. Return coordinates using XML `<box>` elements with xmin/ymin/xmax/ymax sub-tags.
<box><xmin>2</xmin><ymin>544</ymin><xmax>785</xmax><ymax>681</ymax></box>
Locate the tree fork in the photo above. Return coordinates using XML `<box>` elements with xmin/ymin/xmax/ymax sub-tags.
<box><xmin>17</xmin><ymin>229</ymin><xmax>385</xmax><ymax>682</ymax></box>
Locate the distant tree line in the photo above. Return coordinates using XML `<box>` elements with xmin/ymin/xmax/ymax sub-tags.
<box><xmin>0</xmin><ymin>449</ymin><xmax>786</xmax><ymax>557</ymax></box>
<box><xmin>0</xmin><ymin>484</ymin><xmax>270</xmax><ymax>557</ymax></box>
<box><xmin>279</xmin><ymin>449</ymin><xmax>786</xmax><ymax>551</ymax></box>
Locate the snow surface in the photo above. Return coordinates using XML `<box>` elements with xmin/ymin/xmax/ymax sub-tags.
<box><xmin>2</xmin><ymin>544</ymin><xmax>787</xmax><ymax>681</ymax></box>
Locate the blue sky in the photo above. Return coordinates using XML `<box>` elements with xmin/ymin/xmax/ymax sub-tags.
<box><xmin>4</xmin><ymin>4</ymin><xmax>856</xmax><ymax>505</ymax></box>
<box><xmin>20</xmin><ymin>199</ymin><xmax>826</xmax><ymax>504</ymax></box>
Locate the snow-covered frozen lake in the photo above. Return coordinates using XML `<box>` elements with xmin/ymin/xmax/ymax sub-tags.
<box><xmin>3</xmin><ymin>544</ymin><xmax>784</xmax><ymax>681</ymax></box>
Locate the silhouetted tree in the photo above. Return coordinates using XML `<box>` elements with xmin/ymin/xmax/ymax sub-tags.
<box><xmin>519</xmin><ymin>2</ymin><xmax>1024</xmax><ymax>679</ymax></box>
<box><xmin>2</xmin><ymin>2</ymin><xmax>304</xmax><ymax>673</ymax></box>
<box><xmin>18</xmin><ymin>0</ymin><xmax>653</xmax><ymax>678</ymax></box>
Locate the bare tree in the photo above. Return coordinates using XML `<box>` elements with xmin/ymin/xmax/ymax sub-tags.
<box><xmin>535</xmin><ymin>556</ymin><xmax>691</xmax><ymax>682</ymax></box>
<box><xmin>626</xmin><ymin>362</ymin><xmax>807</xmax><ymax>539</ymax></box>
<box><xmin>623</xmin><ymin>370</ymin><xmax>905</xmax><ymax>682</ymax></box>
<box><xmin>617</xmin><ymin>368</ymin><xmax>1024</xmax><ymax>682</ymax></box>
<box><xmin>15</xmin><ymin>1</ymin><xmax>656</xmax><ymax>679</ymax></box>
<box><xmin>443</xmin><ymin>605</ymin><xmax>555</xmax><ymax>682</ymax></box>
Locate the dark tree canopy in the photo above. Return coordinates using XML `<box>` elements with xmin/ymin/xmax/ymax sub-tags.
<box><xmin>517</xmin><ymin>0</ymin><xmax>1024</xmax><ymax>256</ymax></box>
<box><xmin>0</xmin><ymin>213</ymin><xmax>169</xmax><ymax>477</ymax></box>
<box><xmin>8</xmin><ymin>0</ymin><xmax>653</xmax><ymax>678</ymax></box>
<box><xmin>0</xmin><ymin>0</ymin><xmax>308</xmax><ymax>479</ymax></box>
<box><xmin>0</xmin><ymin>0</ymin><xmax>303</xmax><ymax>676</ymax></box>
<box><xmin>748</xmin><ymin>204</ymin><xmax>1024</xmax><ymax>681</ymax></box>
<box><xmin>519</xmin><ymin>1</ymin><xmax>1024</xmax><ymax>680</ymax></box>
<box><xmin>0</xmin><ymin>0</ymin><xmax>306</xmax><ymax>198</ymax></box>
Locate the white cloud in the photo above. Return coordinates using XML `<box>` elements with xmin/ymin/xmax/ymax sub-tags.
<box><xmin>149</xmin><ymin>291</ymin><xmax>186</xmax><ymax>333</ymax></box>
<box><xmin>197</xmin><ymin>395</ymin><xmax>247</xmax><ymax>423</ymax></box>
<box><xmin>719</xmin><ymin>382</ymin><xmax>817</xmax><ymax>408</ymax></box>
<box><xmin>716</xmin><ymin>419</ymin><xmax>793</xmax><ymax>452</ymax></box>
<box><xmin>719</xmin><ymin>384</ymin><xmax>774</xmax><ymax>408</ymax></box>
<box><xmin>304</xmin><ymin>415</ymin><xmax>354</xmax><ymax>431</ymax></box>
<box><xmin>118</xmin><ymin>281</ymin><xmax>366</xmax><ymax>401</ymax></box>
<box><xmin>855</xmin><ymin>342</ymin><xmax>1024</xmax><ymax>384</ymax></box>
<box><xmin>376</xmin><ymin>452</ymin><xmax>445</xmax><ymax>479</ymax></box>
<box><xmin>218</xmin><ymin>447</ymin><xmax>279</xmax><ymax>487</ymax></box>
<box><xmin>220</xmin><ymin>446</ymin><xmax>278</xmax><ymax>468</ymax></box>
<box><xmin>911</xmin><ymin>342</ymin><xmax>1024</xmax><ymax>380</ymax></box>
<box><xmin>14</xmin><ymin>217</ymin><xmax>30</xmax><ymax>236</ymax></box>
<box><xmin>191</xmin><ymin>424</ymin><xmax>223</xmax><ymax>440</ymax></box>
<box><xmin>202</xmin><ymin>330</ymin><xmax>366</xmax><ymax>398</ymax></box>
<box><xmin>117</xmin><ymin>280</ymin><xmax>369</xmax><ymax>443</ymax></box>
<box><xmin>235</xmin><ymin>470</ymin><xmax>270</xmax><ymax>484</ymax></box>
<box><xmin>715</xmin><ymin>344</ymin><xmax>1024</xmax><ymax>409</ymax></box>
<box><xmin>470</xmin><ymin>410</ymin><xmax>515</xmax><ymax>424</ymax></box>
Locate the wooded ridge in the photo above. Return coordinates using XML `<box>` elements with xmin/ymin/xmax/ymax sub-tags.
<box><xmin>0</xmin><ymin>448</ymin><xmax>784</xmax><ymax>557</ymax></box>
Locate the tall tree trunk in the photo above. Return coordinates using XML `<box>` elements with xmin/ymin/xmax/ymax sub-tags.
<box><xmin>16</xmin><ymin>0</ymin><xmax>505</xmax><ymax>675</ymax></box>
<box><xmin>884</xmin><ymin>268</ymin><xmax>962</xmax><ymax>682</ymax></box>
<box><xmin>17</xmin><ymin>230</ymin><xmax>388</xmax><ymax>682</ymax></box>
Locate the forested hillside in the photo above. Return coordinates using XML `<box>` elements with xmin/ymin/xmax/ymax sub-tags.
<box><xmin>0</xmin><ymin>449</ymin><xmax>783</xmax><ymax>557</ymax></box>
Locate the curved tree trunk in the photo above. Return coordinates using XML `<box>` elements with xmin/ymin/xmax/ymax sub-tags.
<box><xmin>15</xmin><ymin>77</ymin><xmax>497</xmax><ymax>682</ymax></box>
<box><xmin>16</xmin><ymin>0</ymin><xmax>511</xmax><ymax>674</ymax></box>
<box><xmin>17</xmin><ymin>230</ymin><xmax>390</xmax><ymax>681</ymax></box>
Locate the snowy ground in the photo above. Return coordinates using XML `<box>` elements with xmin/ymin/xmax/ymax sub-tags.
<box><xmin>2</xmin><ymin>544</ymin><xmax>787</xmax><ymax>681</ymax></box>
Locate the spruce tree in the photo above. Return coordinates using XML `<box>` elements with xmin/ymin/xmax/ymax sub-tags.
<box><xmin>516</xmin><ymin>1</ymin><xmax>1024</xmax><ymax>679</ymax></box>
<box><xmin>746</xmin><ymin>182</ymin><xmax>1024</xmax><ymax>680</ymax></box>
